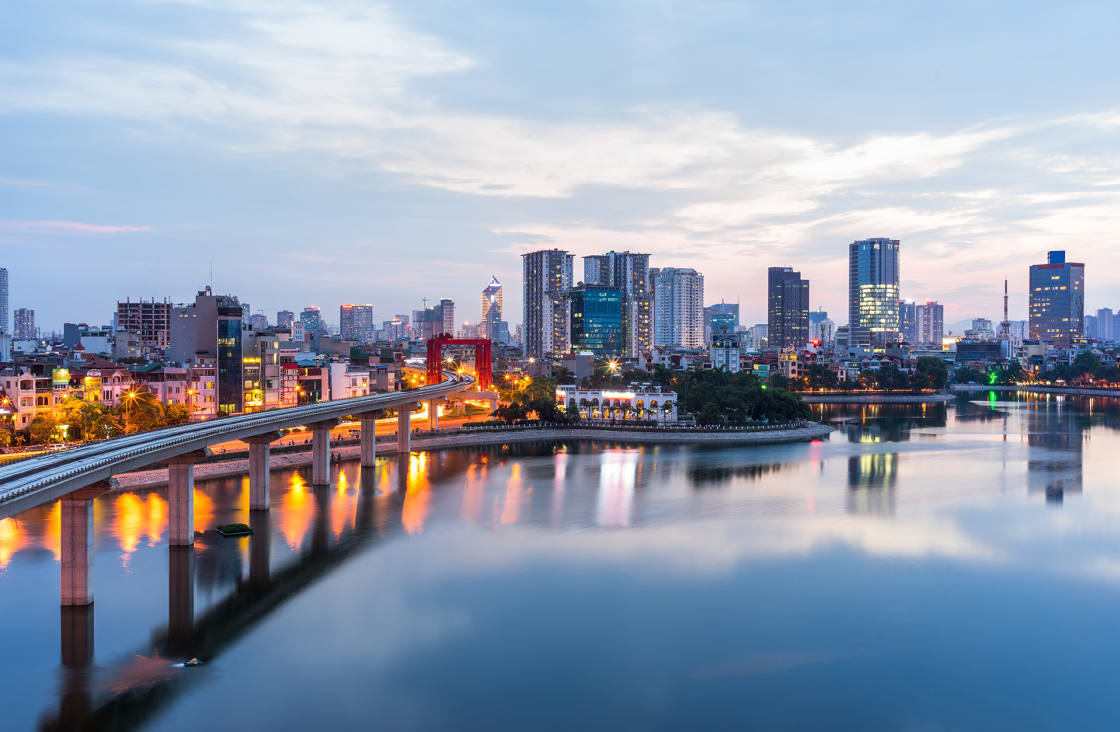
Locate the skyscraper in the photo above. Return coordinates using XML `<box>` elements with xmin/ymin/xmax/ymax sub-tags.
<box><xmin>899</xmin><ymin>300</ymin><xmax>917</xmax><ymax>344</ymax></box>
<box><xmin>300</xmin><ymin>306</ymin><xmax>324</xmax><ymax>335</ymax></box>
<box><xmin>481</xmin><ymin>276</ymin><xmax>503</xmax><ymax>341</ymax></box>
<box><xmin>0</xmin><ymin>268</ymin><xmax>10</xmax><ymax>336</ymax></box>
<box><xmin>767</xmin><ymin>267</ymin><xmax>809</xmax><ymax>350</ymax></box>
<box><xmin>439</xmin><ymin>298</ymin><xmax>455</xmax><ymax>336</ymax></box>
<box><xmin>277</xmin><ymin>310</ymin><xmax>295</xmax><ymax>330</ymax></box>
<box><xmin>13</xmin><ymin>308</ymin><xmax>34</xmax><ymax>340</ymax></box>
<box><xmin>849</xmin><ymin>238</ymin><xmax>901</xmax><ymax>348</ymax></box>
<box><xmin>915</xmin><ymin>301</ymin><xmax>944</xmax><ymax>347</ymax></box>
<box><xmin>1096</xmin><ymin>308</ymin><xmax>1115</xmax><ymax>342</ymax></box>
<box><xmin>1029</xmin><ymin>250</ymin><xmax>1084</xmax><ymax>347</ymax></box>
<box><xmin>652</xmin><ymin>267</ymin><xmax>705</xmax><ymax>348</ymax></box>
<box><xmin>570</xmin><ymin>285</ymin><xmax>624</xmax><ymax>356</ymax></box>
<box><xmin>582</xmin><ymin>251</ymin><xmax>652</xmax><ymax>357</ymax></box>
<box><xmin>523</xmin><ymin>249</ymin><xmax>574</xmax><ymax>358</ymax></box>
<box><xmin>339</xmin><ymin>304</ymin><xmax>374</xmax><ymax>342</ymax></box>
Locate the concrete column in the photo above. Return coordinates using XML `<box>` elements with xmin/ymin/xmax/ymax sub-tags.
<box><xmin>310</xmin><ymin>421</ymin><xmax>336</xmax><ymax>486</ymax></box>
<box><xmin>167</xmin><ymin>545</ymin><xmax>194</xmax><ymax>657</ymax></box>
<box><xmin>246</xmin><ymin>432</ymin><xmax>281</xmax><ymax>510</ymax></box>
<box><xmin>249</xmin><ymin>509</ymin><xmax>272</xmax><ymax>590</ymax></box>
<box><xmin>397</xmin><ymin>405</ymin><xmax>413</xmax><ymax>453</ymax></box>
<box><xmin>359</xmin><ymin>412</ymin><xmax>379</xmax><ymax>467</ymax></box>
<box><xmin>167</xmin><ymin>451</ymin><xmax>205</xmax><ymax>546</ymax></box>
<box><xmin>60</xmin><ymin>490</ymin><xmax>97</xmax><ymax>606</ymax></box>
<box><xmin>427</xmin><ymin>399</ymin><xmax>440</xmax><ymax>431</ymax></box>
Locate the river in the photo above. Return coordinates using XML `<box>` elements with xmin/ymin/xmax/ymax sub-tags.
<box><xmin>3</xmin><ymin>393</ymin><xmax>1120</xmax><ymax>730</ymax></box>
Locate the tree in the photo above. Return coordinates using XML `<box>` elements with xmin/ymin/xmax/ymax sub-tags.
<box><xmin>0</xmin><ymin>430</ymin><xmax>12</xmax><ymax>448</ymax></box>
<box><xmin>912</xmin><ymin>357</ymin><xmax>948</xmax><ymax>391</ymax></box>
<box><xmin>952</xmin><ymin>365</ymin><xmax>986</xmax><ymax>384</ymax></box>
<box><xmin>164</xmin><ymin>403</ymin><xmax>191</xmax><ymax>426</ymax></box>
<box><xmin>28</xmin><ymin>414</ymin><xmax>58</xmax><ymax>445</ymax></box>
<box><xmin>119</xmin><ymin>387</ymin><xmax>163</xmax><ymax>434</ymax></box>
<box><xmin>698</xmin><ymin>402</ymin><xmax>722</xmax><ymax>425</ymax></box>
<box><xmin>1072</xmin><ymin>351</ymin><xmax>1101</xmax><ymax>377</ymax></box>
<box><xmin>805</xmin><ymin>363</ymin><xmax>839</xmax><ymax>391</ymax></box>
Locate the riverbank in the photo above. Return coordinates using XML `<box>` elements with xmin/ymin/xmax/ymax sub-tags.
<box><xmin>951</xmin><ymin>385</ymin><xmax>1120</xmax><ymax>398</ymax></box>
<box><xmin>801</xmin><ymin>392</ymin><xmax>953</xmax><ymax>404</ymax></box>
<box><xmin>114</xmin><ymin>422</ymin><xmax>835</xmax><ymax>489</ymax></box>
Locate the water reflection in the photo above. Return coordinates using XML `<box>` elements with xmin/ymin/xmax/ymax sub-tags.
<box><xmin>10</xmin><ymin>401</ymin><xmax>1120</xmax><ymax>730</ymax></box>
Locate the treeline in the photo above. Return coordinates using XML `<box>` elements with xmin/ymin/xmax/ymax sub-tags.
<box><xmin>954</xmin><ymin>353</ymin><xmax>1120</xmax><ymax>387</ymax></box>
<box><xmin>672</xmin><ymin>369</ymin><xmax>809</xmax><ymax>425</ymax></box>
<box><xmin>15</xmin><ymin>389</ymin><xmax>191</xmax><ymax>446</ymax></box>
<box><xmin>799</xmin><ymin>357</ymin><xmax>948</xmax><ymax>392</ymax></box>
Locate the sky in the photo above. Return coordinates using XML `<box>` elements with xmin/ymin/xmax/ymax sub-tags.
<box><xmin>3</xmin><ymin>0</ymin><xmax>1120</xmax><ymax>333</ymax></box>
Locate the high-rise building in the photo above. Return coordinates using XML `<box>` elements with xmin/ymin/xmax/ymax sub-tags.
<box><xmin>249</xmin><ymin>313</ymin><xmax>268</xmax><ymax>331</ymax></box>
<box><xmin>652</xmin><ymin>267</ymin><xmax>705</xmax><ymax>348</ymax></box>
<box><xmin>915</xmin><ymin>301</ymin><xmax>944</xmax><ymax>348</ymax></box>
<box><xmin>810</xmin><ymin>317</ymin><xmax>835</xmax><ymax>348</ymax></box>
<box><xmin>440</xmin><ymin>298</ymin><xmax>455</xmax><ymax>336</ymax></box>
<box><xmin>116</xmin><ymin>298</ymin><xmax>173</xmax><ymax>350</ymax></box>
<box><xmin>582</xmin><ymin>251</ymin><xmax>652</xmax><ymax>357</ymax></box>
<box><xmin>13</xmin><ymin>308</ymin><xmax>34</xmax><ymax>340</ymax></box>
<box><xmin>0</xmin><ymin>268</ymin><xmax>8</xmax><ymax>336</ymax></box>
<box><xmin>849</xmin><ymin>238</ymin><xmax>901</xmax><ymax>348</ymax></box>
<box><xmin>339</xmin><ymin>304</ymin><xmax>374</xmax><ymax>342</ymax></box>
<box><xmin>1096</xmin><ymin>308</ymin><xmax>1116</xmax><ymax>342</ymax></box>
<box><xmin>1029</xmin><ymin>250</ymin><xmax>1085</xmax><ymax>347</ymax></box>
<box><xmin>277</xmin><ymin>310</ymin><xmax>295</xmax><ymax>330</ymax></box>
<box><xmin>523</xmin><ymin>249</ymin><xmax>574</xmax><ymax>358</ymax></box>
<box><xmin>300</xmin><ymin>307</ymin><xmax>324</xmax><ymax>336</ymax></box>
<box><xmin>968</xmin><ymin>318</ymin><xmax>995</xmax><ymax>340</ymax></box>
<box><xmin>169</xmin><ymin>288</ymin><xmax>244</xmax><ymax>415</ymax></box>
<box><xmin>481</xmin><ymin>276</ymin><xmax>503</xmax><ymax>341</ymax></box>
<box><xmin>704</xmin><ymin>302</ymin><xmax>740</xmax><ymax>341</ymax></box>
<box><xmin>899</xmin><ymin>300</ymin><xmax>917</xmax><ymax>344</ymax></box>
<box><xmin>767</xmin><ymin>267</ymin><xmax>809</xmax><ymax>350</ymax></box>
<box><xmin>570</xmin><ymin>285</ymin><xmax>624</xmax><ymax>357</ymax></box>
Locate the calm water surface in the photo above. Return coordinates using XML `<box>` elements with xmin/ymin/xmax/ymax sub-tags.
<box><xmin>4</xmin><ymin>394</ymin><xmax>1120</xmax><ymax>730</ymax></box>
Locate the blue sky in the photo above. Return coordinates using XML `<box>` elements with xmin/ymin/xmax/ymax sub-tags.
<box><xmin>3</xmin><ymin>0</ymin><xmax>1120</xmax><ymax>332</ymax></box>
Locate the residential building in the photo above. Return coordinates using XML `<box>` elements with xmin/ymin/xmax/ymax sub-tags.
<box><xmin>481</xmin><ymin>276</ymin><xmax>503</xmax><ymax>341</ymax></box>
<box><xmin>570</xmin><ymin>285</ymin><xmax>624</xmax><ymax>357</ymax></box>
<box><xmin>13</xmin><ymin>308</ymin><xmax>34</xmax><ymax>340</ymax></box>
<box><xmin>277</xmin><ymin>310</ymin><xmax>295</xmax><ymax>330</ymax></box>
<box><xmin>1096</xmin><ymin>308</ymin><xmax>1116</xmax><ymax>342</ymax></box>
<box><xmin>169</xmin><ymin>287</ymin><xmax>244</xmax><ymax>415</ymax></box>
<box><xmin>709</xmin><ymin>332</ymin><xmax>742</xmax><ymax>372</ymax></box>
<box><xmin>522</xmin><ymin>249</ymin><xmax>574</xmax><ymax>359</ymax></box>
<box><xmin>1029</xmin><ymin>250</ymin><xmax>1085</xmax><ymax>347</ymax></box>
<box><xmin>915</xmin><ymin>301</ymin><xmax>944</xmax><ymax>348</ymax></box>
<box><xmin>849</xmin><ymin>238</ymin><xmax>901</xmax><ymax>348</ymax></box>
<box><xmin>339</xmin><ymin>304</ymin><xmax>374</xmax><ymax>342</ymax></box>
<box><xmin>652</xmin><ymin>267</ymin><xmax>704</xmax><ymax>348</ymax></box>
<box><xmin>440</xmin><ymin>298</ymin><xmax>455</xmax><ymax>336</ymax></box>
<box><xmin>116</xmin><ymin>298</ymin><xmax>173</xmax><ymax>350</ymax></box>
<box><xmin>966</xmin><ymin>318</ymin><xmax>995</xmax><ymax>340</ymax></box>
<box><xmin>767</xmin><ymin>266</ymin><xmax>809</xmax><ymax>350</ymax></box>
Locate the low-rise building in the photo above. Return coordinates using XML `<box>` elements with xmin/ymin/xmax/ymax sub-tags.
<box><xmin>555</xmin><ymin>384</ymin><xmax>678</xmax><ymax>423</ymax></box>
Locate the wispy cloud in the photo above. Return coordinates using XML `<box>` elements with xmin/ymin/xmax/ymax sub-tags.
<box><xmin>2</xmin><ymin>220</ymin><xmax>151</xmax><ymax>234</ymax></box>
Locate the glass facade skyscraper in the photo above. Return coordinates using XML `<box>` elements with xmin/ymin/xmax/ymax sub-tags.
<box><xmin>570</xmin><ymin>285</ymin><xmax>624</xmax><ymax>356</ymax></box>
<box><xmin>1029</xmin><ymin>250</ymin><xmax>1084</xmax><ymax>347</ymax></box>
<box><xmin>849</xmin><ymin>238</ymin><xmax>900</xmax><ymax>348</ymax></box>
<box><xmin>767</xmin><ymin>267</ymin><xmax>809</xmax><ymax>350</ymax></box>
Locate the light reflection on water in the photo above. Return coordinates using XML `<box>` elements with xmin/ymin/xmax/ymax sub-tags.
<box><xmin>5</xmin><ymin>395</ymin><xmax>1120</xmax><ymax>729</ymax></box>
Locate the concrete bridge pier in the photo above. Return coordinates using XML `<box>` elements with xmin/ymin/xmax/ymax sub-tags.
<box><xmin>359</xmin><ymin>412</ymin><xmax>380</xmax><ymax>468</ymax></box>
<box><xmin>60</xmin><ymin>483</ymin><xmax>112</xmax><ymax>606</ymax></box>
<box><xmin>310</xmin><ymin>420</ymin><xmax>338</xmax><ymax>486</ymax></box>
<box><xmin>428</xmin><ymin>398</ymin><xmax>441</xmax><ymax>431</ymax></box>
<box><xmin>246</xmin><ymin>432</ymin><xmax>282</xmax><ymax>510</ymax></box>
<box><xmin>168</xmin><ymin>451</ymin><xmax>206</xmax><ymax>546</ymax></box>
<box><xmin>397</xmin><ymin>405</ymin><xmax>415</xmax><ymax>453</ymax></box>
<box><xmin>249</xmin><ymin>509</ymin><xmax>272</xmax><ymax>590</ymax></box>
<box><xmin>167</xmin><ymin>545</ymin><xmax>195</xmax><ymax>657</ymax></box>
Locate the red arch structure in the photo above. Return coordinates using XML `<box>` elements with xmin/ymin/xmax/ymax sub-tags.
<box><xmin>426</xmin><ymin>334</ymin><xmax>492</xmax><ymax>391</ymax></box>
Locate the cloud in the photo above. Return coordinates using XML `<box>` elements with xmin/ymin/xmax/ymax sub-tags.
<box><xmin>1</xmin><ymin>220</ymin><xmax>151</xmax><ymax>234</ymax></box>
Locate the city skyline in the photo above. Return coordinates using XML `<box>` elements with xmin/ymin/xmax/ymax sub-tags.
<box><xmin>6</xmin><ymin>3</ymin><xmax>1120</xmax><ymax>329</ymax></box>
